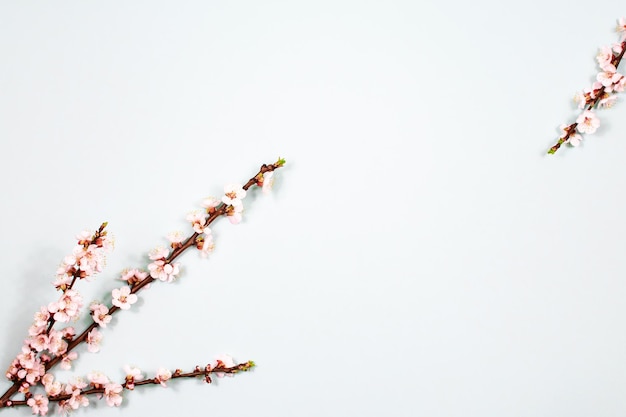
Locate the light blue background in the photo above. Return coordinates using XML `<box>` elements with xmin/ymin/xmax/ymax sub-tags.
<box><xmin>1</xmin><ymin>1</ymin><xmax>626</xmax><ymax>416</ymax></box>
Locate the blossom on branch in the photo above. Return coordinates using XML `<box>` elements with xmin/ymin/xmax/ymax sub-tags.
<box><xmin>86</xmin><ymin>329</ymin><xmax>103</xmax><ymax>353</ymax></box>
<box><xmin>123</xmin><ymin>365</ymin><xmax>143</xmax><ymax>390</ymax></box>
<box><xmin>104</xmin><ymin>383</ymin><xmax>123</xmax><ymax>407</ymax></box>
<box><xmin>155</xmin><ymin>368</ymin><xmax>172</xmax><ymax>387</ymax></box>
<box><xmin>26</xmin><ymin>394</ymin><xmax>48</xmax><ymax>416</ymax></box>
<box><xmin>111</xmin><ymin>286</ymin><xmax>137</xmax><ymax>310</ymax></box>
<box><xmin>222</xmin><ymin>184</ymin><xmax>246</xmax><ymax>206</ymax></box>
<box><xmin>90</xmin><ymin>303</ymin><xmax>112</xmax><ymax>327</ymax></box>
<box><xmin>147</xmin><ymin>260</ymin><xmax>180</xmax><ymax>282</ymax></box>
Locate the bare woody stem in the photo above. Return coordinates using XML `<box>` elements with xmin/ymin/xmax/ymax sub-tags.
<box><xmin>0</xmin><ymin>159</ymin><xmax>284</xmax><ymax>408</ymax></box>
<box><xmin>3</xmin><ymin>361</ymin><xmax>255</xmax><ymax>408</ymax></box>
<box><xmin>548</xmin><ymin>40</ymin><xmax>626</xmax><ymax>154</ymax></box>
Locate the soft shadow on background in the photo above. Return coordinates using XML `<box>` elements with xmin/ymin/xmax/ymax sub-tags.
<box><xmin>1</xmin><ymin>1</ymin><xmax>626</xmax><ymax>416</ymax></box>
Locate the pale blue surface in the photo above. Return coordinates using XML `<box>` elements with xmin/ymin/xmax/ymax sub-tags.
<box><xmin>1</xmin><ymin>1</ymin><xmax>626</xmax><ymax>416</ymax></box>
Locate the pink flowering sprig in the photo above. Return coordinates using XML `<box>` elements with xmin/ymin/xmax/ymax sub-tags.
<box><xmin>2</xmin><ymin>224</ymin><xmax>112</xmax><ymax>399</ymax></box>
<box><xmin>47</xmin><ymin>222</ymin><xmax>110</xmax><ymax>331</ymax></box>
<box><xmin>2</xmin><ymin>360</ymin><xmax>255</xmax><ymax>414</ymax></box>
<box><xmin>548</xmin><ymin>18</ymin><xmax>626</xmax><ymax>154</ymax></box>
<box><xmin>0</xmin><ymin>158</ymin><xmax>285</xmax><ymax>409</ymax></box>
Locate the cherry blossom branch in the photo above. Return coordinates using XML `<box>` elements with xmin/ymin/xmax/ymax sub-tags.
<box><xmin>0</xmin><ymin>158</ymin><xmax>285</xmax><ymax>410</ymax></box>
<box><xmin>3</xmin><ymin>360</ymin><xmax>254</xmax><ymax>414</ymax></box>
<box><xmin>548</xmin><ymin>18</ymin><xmax>626</xmax><ymax>154</ymax></box>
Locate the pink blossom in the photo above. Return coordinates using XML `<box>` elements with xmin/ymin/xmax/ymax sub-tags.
<box><xmin>41</xmin><ymin>373</ymin><xmax>54</xmax><ymax>387</ymax></box>
<box><xmin>28</xmin><ymin>324</ymin><xmax>46</xmax><ymax>337</ymax></box>
<box><xmin>569</xmin><ymin>133</ymin><xmax>583</xmax><ymax>147</ymax></box>
<box><xmin>201</xmin><ymin>196</ymin><xmax>220</xmax><ymax>211</ymax></box>
<box><xmin>111</xmin><ymin>286</ymin><xmax>138</xmax><ymax>310</ymax></box>
<box><xmin>120</xmin><ymin>268</ymin><xmax>149</xmax><ymax>286</ymax></box>
<box><xmin>596</xmin><ymin>45</ymin><xmax>614</xmax><ymax>70</ymax></box>
<box><xmin>200</xmin><ymin>233</ymin><xmax>215</xmax><ymax>258</ymax></box>
<box><xmin>60</xmin><ymin>352</ymin><xmax>78</xmax><ymax>370</ymax></box>
<box><xmin>52</xmin><ymin>272</ymin><xmax>73</xmax><ymax>291</ymax></box>
<box><xmin>87</xmin><ymin>328</ymin><xmax>103</xmax><ymax>353</ymax></box>
<box><xmin>69</xmin><ymin>244</ymin><xmax>106</xmax><ymax>277</ymax></box>
<box><xmin>47</xmin><ymin>330</ymin><xmax>68</xmax><ymax>356</ymax></box>
<box><xmin>149</xmin><ymin>246</ymin><xmax>169</xmax><ymax>261</ymax></box>
<box><xmin>576</xmin><ymin>110</ymin><xmax>600</xmax><ymax>134</ymax></box>
<box><xmin>104</xmin><ymin>383</ymin><xmax>123</xmax><ymax>407</ymax></box>
<box><xmin>28</xmin><ymin>334</ymin><xmax>50</xmax><ymax>352</ymax></box>
<box><xmin>186</xmin><ymin>210</ymin><xmax>206</xmax><ymax>234</ymax></box>
<box><xmin>123</xmin><ymin>365</ymin><xmax>144</xmax><ymax>390</ymax></box>
<box><xmin>148</xmin><ymin>260</ymin><xmax>180</xmax><ymax>283</ymax></box>
<box><xmin>27</xmin><ymin>394</ymin><xmax>49</xmax><ymax>416</ymax></box>
<box><xmin>614</xmin><ymin>76</ymin><xmax>626</xmax><ymax>93</ymax></box>
<box><xmin>15</xmin><ymin>353</ymin><xmax>45</xmax><ymax>385</ymax></box>
<box><xmin>75</xmin><ymin>230</ymin><xmax>93</xmax><ymax>245</ymax></box>
<box><xmin>66</xmin><ymin>388</ymin><xmax>89</xmax><ymax>410</ymax></box>
<box><xmin>61</xmin><ymin>327</ymin><xmax>75</xmax><ymax>340</ymax></box>
<box><xmin>87</xmin><ymin>370</ymin><xmax>110</xmax><ymax>388</ymax></box>
<box><xmin>48</xmin><ymin>289</ymin><xmax>83</xmax><ymax>323</ymax></box>
<box><xmin>227</xmin><ymin>202</ymin><xmax>244</xmax><ymax>225</ymax></box>
<box><xmin>65</xmin><ymin>377</ymin><xmax>87</xmax><ymax>392</ymax></box>
<box><xmin>57</xmin><ymin>401</ymin><xmax>73</xmax><ymax>415</ymax></box>
<box><xmin>597</xmin><ymin>65</ymin><xmax>623</xmax><ymax>87</ymax></box>
<box><xmin>79</xmin><ymin>244</ymin><xmax>105</xmax><ymax>275</ymax></box>
<box><xmin>17</xmin><ymin>345</ymin><xmax>37</xmax><ymax>369</ymax></box>
<box><xmin>42</xmin><ymin>374</ymin><xmax>63</xmax><ymax>397</ymax></box>
<box><xmin>222</xmin><ymin>183</ymin><xmax>247</xmax><ymax>206</ymax></box>
<box><xmin>262</xmin><ymin>171</ymin><xmax>275</xmax><ymax>194</ymax></box>
<box><xmin>63</xmin><ymin>251</ymin><xmax>79</xmax><ymax>268</ymax></box>
<box><xmin>613</xmin><ymin>42</ymin><xmax>624</xmax><ymax>55</ymax></box>
<box><xmin>167</xmin><ymin>231</ymin><xmax>185</xmax><ymax>244</ymax></box>
<box><xmin>90</xmin><ymin>303</ymin><xmax>112</xmax><ymax>327</ymax></box>
<box><xmin>155</xmin><ymin>368</ymin><xmax>172</xmax><ymax>387</ymax></box>
<box><xmin>33</xmin><ymin>306</ymin><xmax>50</xmax><ymax>327</ymax></box>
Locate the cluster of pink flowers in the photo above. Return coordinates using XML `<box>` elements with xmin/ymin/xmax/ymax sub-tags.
<box><xmin>5</xmin><ymin>228</ymin><xmax>113</xmax><ymax>393</ymax></box>
<box><xmin>0</xmin><ymin>159</ymin><xmax>284</xmax><ymax>415</ymax></box>
<box><xmin>147</xmin><ymin>246</ymin><xmax>180</xmax><ymax>283</ymax></box>
<box><xmin>549</xmin><ymin>18</ymin><xmax>626</xmax><ymax>153</ymax></box>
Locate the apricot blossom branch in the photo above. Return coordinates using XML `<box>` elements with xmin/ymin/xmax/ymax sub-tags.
<box><xmin>548</xmin><ymin>18</ymin><xmax>626</xmax><ymax>154</ymax></box>
<box><xmin>0</xmin><ymin>158</ymin><xmax>285</xmax><ymax>414</ymax></box>
<box><xmin>3</xmin><ymin>359</ymin><xmax>255</xmax><ymax>415</ymax></box>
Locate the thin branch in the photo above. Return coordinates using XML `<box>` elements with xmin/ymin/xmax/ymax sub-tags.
<box><xmin>3</xmin><ymin>361</ymin><xmax>255</xmax><ymax>408</ymax></box>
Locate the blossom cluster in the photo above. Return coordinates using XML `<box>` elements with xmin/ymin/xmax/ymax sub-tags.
<box><xmin>5</xmin><ymin>227</ymin><xmax>113</xmax><ymax>392</ymax></box>
<box><xmin>0</xmin><ymin>159</ymin><xmax>285</xmax><ymax>415</ymax></box>
<box><xmin>548</xmin><ymin>18</ymin><xmax>626</xmax><ymax>153</ymax></box>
